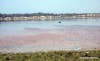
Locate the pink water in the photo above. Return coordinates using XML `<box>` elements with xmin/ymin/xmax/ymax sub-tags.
<box><xmin>0</xmin><ymin>20</ymin><xmax>100</xmax><ymax>52</ymax></box>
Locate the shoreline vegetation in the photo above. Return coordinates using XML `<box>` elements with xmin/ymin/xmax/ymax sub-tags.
<box><xmin>0</xmin><ymin>50</ymin><xmax>100</xmax><ymax>61</ymax></box>
<box><xmin>0</xmin><ymin>13</ymin><xmax>100</xmax><ymax>21</ymax></box>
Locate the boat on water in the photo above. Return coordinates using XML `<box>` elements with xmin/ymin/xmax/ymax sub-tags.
<box><xmin>58</xmin><ymin>21</ymin><xmax>61</xmax><ymax>23</ymax></box>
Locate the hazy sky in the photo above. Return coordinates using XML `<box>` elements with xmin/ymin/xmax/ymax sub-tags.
<box><xmin>0</xmin><ymin>0</ymin><xmax>100</xmax><ymax>13</ymax></box>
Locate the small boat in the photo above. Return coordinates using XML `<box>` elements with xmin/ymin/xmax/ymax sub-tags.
<box><xmin>58</xmin><ymin>21</ymin><xmax>61</xmax><ymax>23</ymax></box>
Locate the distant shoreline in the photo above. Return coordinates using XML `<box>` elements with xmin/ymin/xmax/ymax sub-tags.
<box><xmin>0</xmin><ymin>13</ymin><xmax>100</xmax><ymax>21</ymax></box>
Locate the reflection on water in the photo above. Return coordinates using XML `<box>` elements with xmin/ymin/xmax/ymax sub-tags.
<box><xmin>0</xmin><ymin>19</ymin><xmax>100</xmax><ymax>52</ymax></box>
<box><xmin>0</xmin><ymin>19</ymin><xmax>100</xmax><ymax>35</ymax></box>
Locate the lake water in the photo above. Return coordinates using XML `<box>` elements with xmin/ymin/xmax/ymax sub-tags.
<box><xmin>0</xmin><ymin>19</ymin><xmax>100</xmax><ymax>52</ymax></box>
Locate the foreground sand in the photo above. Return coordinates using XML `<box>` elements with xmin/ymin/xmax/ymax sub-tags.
<box><xmin>0</xmin><ymin>26</ymin><xmax>100</xmax><ymax>52</ymax></box>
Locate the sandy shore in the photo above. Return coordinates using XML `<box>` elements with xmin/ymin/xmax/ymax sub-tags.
<box><xmin>0</xmin><ymin>26</ymin><xmax>100</xmax><ymax>52</ymax></box>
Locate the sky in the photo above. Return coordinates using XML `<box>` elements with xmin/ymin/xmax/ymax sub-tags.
<box><xmin>0</xmin><ymin>0</ymin><xmax>100</xmax><ymax>14</ymax></box>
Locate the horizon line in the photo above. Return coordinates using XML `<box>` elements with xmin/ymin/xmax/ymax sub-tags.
<box><xmin>0</xmin><ymin>12</ymin><xmax>100</xmax><ymax>14</ymax></box>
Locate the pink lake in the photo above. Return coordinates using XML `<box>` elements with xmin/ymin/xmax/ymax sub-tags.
<box><xmin>0</xmin><ymin>19</ymin><xmax>100</xmax><ymax>52</ymax></box>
